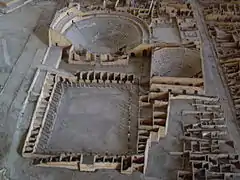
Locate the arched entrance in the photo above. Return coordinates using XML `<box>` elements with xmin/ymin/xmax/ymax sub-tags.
<box><xmin>142</xmin><ymin>49</ymin><xmax>148</xmax><ymax>57</ymax></box>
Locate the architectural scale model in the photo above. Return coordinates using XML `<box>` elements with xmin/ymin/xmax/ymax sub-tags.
<box><xmin>0</xmin><ymin>0</ymin><xmax>240</xmax><ymax>179</ymax></box>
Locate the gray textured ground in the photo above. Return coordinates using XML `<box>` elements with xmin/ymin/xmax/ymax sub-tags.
<box><xmin>152</xmin><ymin>25</ymin><xmax>181</xmax><ymax>44</ymax></box>
<box><xmin>46</xmin><ymin>85</ymin><xmax>134</xmax><ymax>155</ymax></box>
<box><xmin>65</xmin><ymin>16</ymin><xmax>143</xmax><ymax>54</ymax></box>
<box><xmin>151</xmin><ymin>47</ymin><xmax>201</xmax><ymax>77</ymax></box>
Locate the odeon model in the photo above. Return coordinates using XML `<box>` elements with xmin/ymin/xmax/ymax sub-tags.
<box><xmin>48</xmin><ymin>3</ymin><xmax>152</xmax><ymax>65</ymax></box>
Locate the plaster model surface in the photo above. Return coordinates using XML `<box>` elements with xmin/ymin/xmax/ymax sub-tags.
<box><xmin>65</xmin><ymin>16</ymin><xmax>143</xmax><ymax>54</ymax></box>
<box><xmin>151</xmin><ymin>47</ymin><xmax>201</xmax><ymax>77</ymax></box>
<box><xmin>0</xmin><ymin>0</ymin><xmax>240</xmax><ymax>180</ymax></box>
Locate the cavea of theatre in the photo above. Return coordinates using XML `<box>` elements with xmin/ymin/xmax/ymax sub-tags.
<box><xmin>0</xmin><ymin>0</ymin><xmax>240</xmax><ymax>179</ymax></box>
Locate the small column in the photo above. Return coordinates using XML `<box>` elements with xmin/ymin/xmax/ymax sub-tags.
<box><xmin>86</xmin><ymin>52</ymin><xmax>92</xmax><ymax>61</ymax></box>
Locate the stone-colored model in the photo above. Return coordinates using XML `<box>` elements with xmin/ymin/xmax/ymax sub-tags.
<box><xmin>21</xmin><ymin>0</ymin><xmax>240</xmax><ymax>177</ymax></box>
<box><xmin>1</xmin><ymin>0</ymin><xmax>240</xmax><ymax>180</ymax></box>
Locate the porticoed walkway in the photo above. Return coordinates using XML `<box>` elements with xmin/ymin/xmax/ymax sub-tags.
<box><xmin>46</xmin><ymin>86</ymin><xmax>133</xmax><ymax>154</ymax></box>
